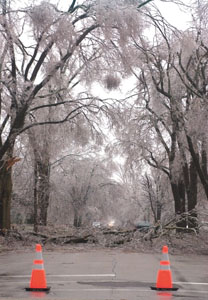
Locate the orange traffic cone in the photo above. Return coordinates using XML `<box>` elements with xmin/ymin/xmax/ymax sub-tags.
<box><xmin>25</xmin><ymin>244</ymin><xmax>50</xmax><ymax>292</ymax></box>
<box><xmin>151</xmin><ymin>245</ymin><xmax>178</xmax><ymax>291</ymax></box>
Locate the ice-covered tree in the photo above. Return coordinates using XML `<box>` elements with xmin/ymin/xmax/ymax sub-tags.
<box><xmin>0</xmin><ymin>0</ymin><xmax>146</xmax><ymax>229</ymax></box>
<box><xmin>113</xmin><ymin>2</ymin><xmax>208</xmax><ymax>229</ymax></box>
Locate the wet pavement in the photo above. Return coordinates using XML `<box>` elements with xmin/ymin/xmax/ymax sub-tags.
<box><xmin>0</xmin><ymin>248</ymin><xmax>207</xmax><ymax>300</ymax></box>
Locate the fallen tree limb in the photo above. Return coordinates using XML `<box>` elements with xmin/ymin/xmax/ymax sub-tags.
<box><xmin>44</xmin><ymin>234</ymin><xmax>97</xmax><ymax>244</ymax></box>
<box><xmin>26</xmin><ymin>231</ymin><xmax>49</xmax><ymax>239</ymax></box>
<box><xmin>103</xmin><ymin>229</ymin><xmax>136</xmax><ymax>235</ymax></box>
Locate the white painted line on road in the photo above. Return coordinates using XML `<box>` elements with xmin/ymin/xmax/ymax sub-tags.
<box><xmin>49</xmin><ymin>288</ymin><xmax>208</xmax><ymax>294</ymax></box>
<box><xmin>183</xmin><ymin>290</ymin><xmax>208</xmax><ymax>294</ymax></box>
<box><xmin>48</xmin><ymin>274</ymin><xmax>116</xmax><ymax>277</ymax></box>
<box><xmin>174</xmin><ymin>281</ymin><xmax>208</xmax><ymax>286</ymax></box>
<box><xmin>0</xmin><ymin>274</ymin><xmax>116</xmax><ymax>278</ymax></box>
<box><xmin>50</xmin><ymin>288</ymin><xmax>153</xmax><ymax>292</ymax></box>
<box><xmin>0</xmin><ymin>281</ymin><xmax>208</xmax><ymax>294</ymax></box>
<box><xmin>0</xmin><ymin>280</ymin><xmax>78</xmax><ymax>283</ymax></box>
<box><xmin>0</xmin><ymin>275</ymin><xmax>30</xmax><ymax>278</ymax></box>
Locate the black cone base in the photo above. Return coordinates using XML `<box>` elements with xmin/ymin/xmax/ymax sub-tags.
<box><xmin>151</xmin><ymin>286</ymin><xmax>179</xmax><ymax>291</ymax></box>
<box><xmin>25</xmin><ymin>287</ymin><xmax>51</xmax><ymax>292</ymax></box>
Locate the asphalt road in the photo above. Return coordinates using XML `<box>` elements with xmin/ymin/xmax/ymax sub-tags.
<box><xmin>0</xmin><ymin>247</ymin><xmax>208</xmax><ymax>300</ymax></box>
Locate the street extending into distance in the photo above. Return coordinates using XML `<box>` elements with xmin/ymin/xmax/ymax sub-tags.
<box><xmin>0</xmin><ymin>248</ymin><xmax>208</xmax><ymax>300</ymax></box>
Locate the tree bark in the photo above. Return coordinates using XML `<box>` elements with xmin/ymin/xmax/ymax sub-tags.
<box><xmin>201</xmin><ymin>138</ymin><xmax>208</xmax><ymax>179</ymax></box>
<box><xmin>0</xmin><ymin>164</ymin><xmax>12</xmax><ymax>230</ymax></box>
<box><xmin>0</xmin><ymin>140</ymin><xmax>15</xmax><ymax>230</ymax></box>
<box><xmin>33</xmin><ymin>161</ymin><xmax>38</xmax><ymax>233</ymax></box>
<box><xmin>156</xmin><ymin>201</ymin><xmax>162</xmax><ymax>222</ymax></box>
<box><xmin>33</xmin><ymin>157</ymin><xmax>50</xmax><ymax>229</ymax></box>
<box><xmin>38</xmin><ymin>161</ymin><xmax>50</xmax><ymax>226</ymax></box>
<box><xmin>186</xmin><ymin>135</ymin><xmax>208</xmax><ymax>199</ymax></box>
<box><xmin>29</xmin><ymin>127</ymin><xmax>51</xmax><ymax>231</ymax></box>
<box><xmin>187</xmin><ymin>158</ymin><xmax>198</xmax><ymax>229</ymax></box>
<box><xmin>171</xmin><ymin>180</ymin><xmax>186</xmax><ymax>229</ymax></box>
<box><xmin>73</xmin><ymin>210</ymin><xmax>82</xmax><ymax>227</ymax></box>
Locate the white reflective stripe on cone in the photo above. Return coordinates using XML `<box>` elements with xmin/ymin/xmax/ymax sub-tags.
<box><xmin>160</xmin><ymin>264</ymin><xmax>171</xmax><ymax>270</ymax></box>
<box><xmin>162</xmin><ymin>253</ymin><xmax>169</xmax><ymax>261</ymax></box>
<box><xmin>33</xmin><ymin>263</ymin><xmax>44</xmax><ymax>270</ymax></box>
<box><xmin>36</xmin><ymin>252</ymin><xmax>43</xmax><ymax>260</ymax></box>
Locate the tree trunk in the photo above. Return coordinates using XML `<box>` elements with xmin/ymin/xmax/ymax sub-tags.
<box><xmin>33</xmin><ymin>158</ymin><xmax>50</xmax><ymax>230</ymax></box>
<box><xmin>38</xmin><ymin>161</ymin><xmax>50</xmax><ymax>226</ymax></box>
<box><xmin>156</xmin><ymin>200</ymin><xmax>162</xmax><ymax>222</ymax></box>
<box><xmin>186</xmin><ymin>135</ymin><xmax>208</xmax><ymax>199</ymax></box>
<box><xmin>187</xmin><ymin>158</ymin><xmax>198</xmax><ymax>229</ymax></box>
<box><xmin>0</xmin><ymin>143</ymin><xmax>15</xmax><ymax>230</ymax></box>
<box><xmin>73</xmin><ymin>210</ymin><xmax>82</xmax><ymax>227</ymax></box>
<box><xmin>171</xmin><ymin>180</ymin><xmax>186</xmax><ymax>229</ymax></box>
<box><xmin>201</xmin><ymin>138</ymin><xmax>207</xmax><ymax>179</ymax></box>
<box><xmin>0</xmin><ymin>164</ymin><xmax>12</xmax><ymax>230</ymax></box>
<box><xmin>33</xmin><ymin>162</ymin><xmax>38</xmax><ymax>233</ymax></box>
<box><xmin>177</xmin><ymin>140</ymin><xmax>198</xmax><ymax>229</ymax></box>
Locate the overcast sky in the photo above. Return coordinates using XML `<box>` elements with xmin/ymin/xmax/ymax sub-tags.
<box><xmin>156</xmin><ymin>0</ymin><xmax>192</xmax><ymax>29</ymax></box>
